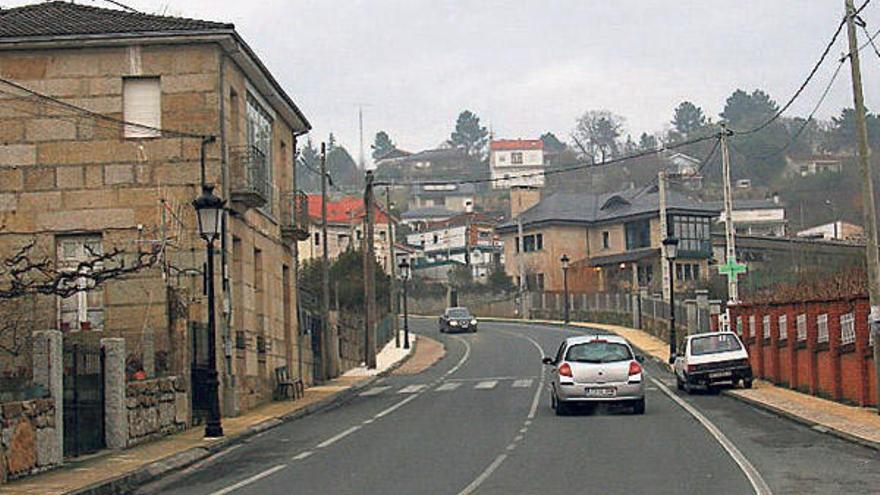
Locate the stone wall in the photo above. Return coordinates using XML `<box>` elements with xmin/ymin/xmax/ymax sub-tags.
<box><xmin>125</xmin><ymin>376</ymin><xmax>188</xmax><ymax>447</ymax></box>
<box><xmin>0</xmin><ymin>398</ymin><xmax>60</xmax><ymax>483</ymax></box>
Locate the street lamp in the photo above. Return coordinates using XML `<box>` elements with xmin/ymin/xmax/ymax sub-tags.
<box><xmin>662</xmin><ymin>237</ymin><xmax>679</xmax><ymax>361</ymax></box>
<box><xmin>192</xmin><ymin>184</ymin><xmax>225</xmax><ymax>438</ymax></box>
<box><xmin>560</xmin><ymin>254</ymin><xmax>570</xmax><ymax>324</ymax></box>
<box><xmin>398</xmin><ymin>258</ymin><xmax>411</xmax><ymax>349</ymax></box>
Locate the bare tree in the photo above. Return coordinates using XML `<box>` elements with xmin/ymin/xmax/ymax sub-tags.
<box><xmin>571</xmin><ymin>110</ymin><xmax>625</xmax><ymax>164</ymax></box>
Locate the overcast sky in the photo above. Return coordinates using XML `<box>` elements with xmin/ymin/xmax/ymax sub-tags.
<box><xmin>6</xmin><ymin>0</ymin><xmax>880</xmax><ymax>165</ymax></box>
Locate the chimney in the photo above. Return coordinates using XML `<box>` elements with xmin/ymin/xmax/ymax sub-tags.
<box><xmin>510</xmin><ymin>186</ymin><xmax>541</xmax><ymax>218</ymax></box>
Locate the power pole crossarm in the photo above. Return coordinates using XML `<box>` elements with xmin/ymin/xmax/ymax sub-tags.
<box><xmin>844</xmin><ymin>0</ymin><xmax>880</xmax><ymax>413</ymax></box>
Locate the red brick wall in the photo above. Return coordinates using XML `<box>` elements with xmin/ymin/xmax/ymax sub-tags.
<box><xmin>729</xmin><ymin>296</ymin><xmax>877</xmax><ymax>407</ymax></box>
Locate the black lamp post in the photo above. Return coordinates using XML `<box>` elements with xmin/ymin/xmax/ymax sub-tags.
<box><xmin>398</xmin><ymin>258</ymin><xmax>411</xmax><ymax>349</ymax></box>
<box><xmin>193</xmin><ymin>184</ymin><xmax>225</xmax><ymax>438</ymax></box>
<box><xmin>662</xmin><ymin>237</ymin><xmax>679</xmax><ymax>360</ymax></box>
<box><xmin>560</xmin><ymin>254</ymin><xmax>570</xmax><ymax>324</ymax></box>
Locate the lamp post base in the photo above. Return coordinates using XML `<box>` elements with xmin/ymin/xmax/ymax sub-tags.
<box><xmin>205</xmin><ymin>424</ymin><xmax>224</xmax><ymax>438</ymax></box>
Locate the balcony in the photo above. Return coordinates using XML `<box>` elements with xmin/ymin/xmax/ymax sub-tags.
<box><xmin>280</xmin><ymin>191</ymin><xmax>310</xmax><ymax>243</ymax></box>
<box><xmin>230</xmin><ymin>145</ymin><xmax>270</xmax><ymax>209</ymax></box>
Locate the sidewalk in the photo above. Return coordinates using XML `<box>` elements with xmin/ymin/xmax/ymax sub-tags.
<box><xmin>490</xmin><ymin>317</ymin><xmax>880</xmax><ymax>451</ymax></box>
<box><xmin>0</xmin><ymin>333</ymin><xmax>419</xmax><ymax>495</ymax></box>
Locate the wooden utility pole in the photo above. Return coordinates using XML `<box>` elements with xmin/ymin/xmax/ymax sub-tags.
<box><xmin>720</xmin><ymin>126</ymin><xmax>740</xmax><ymax>304</ymax></box>
<box><xmin>363</xmin><ymin>171</ymin><xmax>377</xmax><ymax>368</ymax></box>
<box><xmin>320</xmin><ymin>143</ymin><xmax>331</xmax><ymax>382</ymax></box>
<box><xmin>845</xmin><ymin>0</ymin><xmax>880</xmax><ymax>412</ymax></box>
<box><xmin>385</xmin><ymin>185</ymin><xmax>400</xmax><ymax>348</ymax></box>
<box><xmin>659</xmin><ymin>170</ymin><xmax>670</xmax><ymax>302</ymax></box>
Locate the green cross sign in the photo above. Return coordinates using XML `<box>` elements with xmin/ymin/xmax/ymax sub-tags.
<box><xmin>718</xmin><ymin>256</ymin><xmax>747</xmax><ymax>278</ymax></box>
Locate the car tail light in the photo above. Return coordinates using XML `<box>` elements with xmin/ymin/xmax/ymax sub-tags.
<box><xmin>687</xmin><ymin>364</ymin><xmax>697</xmax><ymax>373</ymax></box>
<box><xmin>558</xmin><ymin>363</ymin><xmax>573</xmax><ymax>377</ymax></box>
<box><xmin>628</xmin><ymin>361</ymin><xmax>642</xmax><ymax>376</ymax></box>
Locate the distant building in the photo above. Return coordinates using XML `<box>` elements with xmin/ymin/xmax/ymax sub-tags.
<box><xmin>400</xmin><ymin>206</ymin><xmax>458</xmax><ymax>230</ymax></box>
<box><xmin>406</xmin><ymin>212</ymin><xmax>502</xmax><ymax>280</ymax></box>
<box><xmin>666</xmin><ymin>152</ymin><xmax>703</xmax><ymax>190</ymax></box>
<box><xmin>796</xmin><ymin>220</ymin><xmax>864</xmax><ymax>241</ymax></box>
<box><xmin>785</xmin><ymin>155</ymin><xmax>843</xmax><ymax>177</ymax></box>
<box><xmin>490</xmin><ymin>139</ymin><xmax>545</xmax><ymax>189</ymax></box>
<box><xmin>375</xmin><ymin>147</ymin><xmax>475</xmax><ymax>182</ymax></box>
<box><xmin>704</xmin><ymin>198</ymin><xmax>787</xmax><ymax>237</ymax></box>
<box><xmin>410</xmin><ymin>183</ymin><xmax>476</xmax><ymax>213</ymax></box>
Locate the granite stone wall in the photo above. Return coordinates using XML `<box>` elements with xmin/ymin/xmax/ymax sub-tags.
<box><xmin>0</xmin><ymin>398</ymin><xmax>60</xmax><ymax>483</ymax></box>
<box><xmin>125</xmin><ymin>376</ymin><xmax>188</xmax><ymax>447</ymax></box>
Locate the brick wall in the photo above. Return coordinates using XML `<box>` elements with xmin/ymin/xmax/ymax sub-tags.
<box><xmin>729</xmin><ymin>297</ymin><xmax>876</xmax><ymax>407</ymax></box>
<box><xmin>0</xmin><ymin>398</ymin><xmax>60</xmax><ymax>483</ymax></box>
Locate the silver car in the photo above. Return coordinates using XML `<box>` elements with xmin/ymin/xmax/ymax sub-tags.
<box><xmin>542</xmin><ymin>334</ymin><xmax>646</xmax><ymax>415</ymax></box>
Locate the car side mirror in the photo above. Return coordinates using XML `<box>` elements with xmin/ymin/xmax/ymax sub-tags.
<box><xmin>667</xmin><ymin>354</ymin><xmax>676</xmax><ymax>365</ymax></box>
<box><xmin>636</xmin><ymin>355</ymin><xmax>645</xmax><ymax>363</ymax></box>
<box><xmin>542</xmin><ymin>357</ymin><xmax>554</xmax><ymax>365</ymax></box>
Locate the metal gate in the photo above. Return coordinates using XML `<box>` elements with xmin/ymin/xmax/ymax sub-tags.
<box><xmin>62</xmin><ymin>341</ymin><xmax>105</xmax><ymax>457</ymax></box>
<box><xmin>190</xmin><ymin>322</ymin><xmax>210</xmax><ymax>425</ymax></box>
<box><xmin>308</xmin><ymin>313</ymin><xmax>323</xmax><ymax>382</ymax></box>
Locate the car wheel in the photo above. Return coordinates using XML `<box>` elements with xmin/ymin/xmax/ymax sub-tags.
<box><xmin>555</xmin><ymin>399</ymin><xmax>568</xmax><ymax>416</ymax></box>
<box><xmin>550</xmin><ymin>390</ymin><xmax>557</xmax><ymax>410</ymax></box>
<box><xmin>683</xmin><ymin>375</ymin><xmax>694</xmax><ymax>395</ymax></box>
<box><xmin>632</xmin><ymin>398</ymin><xmax>645</xmax><ymax>415</ymax></box>
<box><xmin>676</xmin><ymin>375</ymin><xmax>684</xmax><ymax>391</ymax></box>
<box><xmin>743</xmin><ymin>379</ymin><xmax>753</xmax><ymax>389</ymax></box>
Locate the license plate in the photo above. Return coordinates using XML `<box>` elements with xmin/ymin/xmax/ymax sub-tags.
<box><xmin>585</xmin><ymin>387</ymin><xmax>616</xmax><ymax>397</ymax></box>
<box><xmin>709</xmin><ymin>371</ymin><xmax>732</xmax><ymax>379</ymax></box>
<box><xmin>461</xmin><ymin>322</ymin><xmax>468</xmax><ymax>327</ymax></box>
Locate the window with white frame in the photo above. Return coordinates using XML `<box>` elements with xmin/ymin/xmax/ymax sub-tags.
<box><xmin>778</xmin><ymin>314</ymin><xmax>788</xmax><ymax>341</ymax></box>
<box><xmin>57</xmin><ymin>235</ymin><xmax>104</xmax><ymax>331</ymax></box>
<box><xmin>123</xmin><ymin>77</ymin><xmax>161</xmax><ymax>138</ymax></box>
<box><xmin>511</xmin><ymin>152</ymin><xmax>523</xmax><ymax>164</ymax></box>
<box><xmin>246</xmin><ymin>94</ymin><xmax>273</xmax><ymax>204</ymax></box>
<box><xmin>817</xmin><ymin>314</ymin><xmax>829</xmax><ymax>343</ymax></box>
<box><xmin>762</xmin><ymin>315</ymin><xmax>771</xmax><ymax>339</ymax></box>
<box><xmin>797</xmin><ymin>313</ymin><xmax>807</xmax><ymax>341</ymax></box>
<box><xmin>749</xmin><ymin>315</ymin><xmax>756</xmax><ymax>337</ymax></box>
<box><xmin>840</xmin><ymin>312</ymin><xmax>855</xmax><ymax>346</ymax></box>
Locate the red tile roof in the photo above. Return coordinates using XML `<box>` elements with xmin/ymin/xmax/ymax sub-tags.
<box><xmin>306</xmin><ymin>195</ymin><xmax>389</xmax><ymax>224</ymax></box>
<box><xmin>490</xmin><ymin>139</ymin><xmax>543</xmax><ymax>151</ymax></box>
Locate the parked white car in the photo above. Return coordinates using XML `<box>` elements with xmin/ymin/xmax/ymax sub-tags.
<box><xmin>672</xmin><ymin>332</ymin><xmax>753</xmax><ymax>394</ymax></box>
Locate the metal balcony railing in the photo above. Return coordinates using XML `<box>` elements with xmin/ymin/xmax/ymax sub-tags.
<box><xmin>230</xmin><ymin>145</ymin><xmax>271</xmax><ymax>209</ymax></box>
<box><xmin>280</xmin><ymin>190</ymin><xmax>310</xmax><ymax>242</ymax></box>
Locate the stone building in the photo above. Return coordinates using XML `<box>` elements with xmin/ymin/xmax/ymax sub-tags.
<box><xmin>0</xmin><ymin>2</ymin><xmax>312</xmax><ymax>418</ymax></box>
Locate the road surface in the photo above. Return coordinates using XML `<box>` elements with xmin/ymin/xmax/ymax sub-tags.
<box><xmin>142</xmin><ymin>320</ymin><xmax>880</xmax><ymax>495</ymax></box>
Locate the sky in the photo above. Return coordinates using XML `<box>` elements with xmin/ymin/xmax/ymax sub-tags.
<box><xmin>5</xmin><ymin>0</ymin><xmax>880</xmax><ymax>166</ymax></box>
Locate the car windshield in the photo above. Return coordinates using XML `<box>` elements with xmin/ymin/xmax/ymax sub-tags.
<box><xmin>447</xmin><ymin>309</ymin><xmax>471</xmax><ymax>318</ymax></box>
<box><xmin>565</xmin><ymin>341</ymin><xmax>632</xmax><ymax>363</ymax></box>
<box><xmin>690</xmin><ymin>334</ymin><xmax>743</xmax><ymax>356</ymax></box>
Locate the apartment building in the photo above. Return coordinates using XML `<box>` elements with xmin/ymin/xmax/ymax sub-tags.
<box><xmin>489</xmin><ymin>139</ymin><xmax>545</xmax><ymax>189</ymax></box>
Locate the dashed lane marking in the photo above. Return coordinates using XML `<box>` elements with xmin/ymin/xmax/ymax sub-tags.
<box><xmin>359</xmin><ymin>386</ymin><xmax>391</xmax><ymax>396</ymax></box>
<box><xmin>398</xmin><ymin>384</ymin><xmax>427</xmax><ymax>394</ymax></box>
<box><xmin>475</xmin><ymin>380</ymin><xmax>498</xmax><ymax>390</ymax></box>
<box><xmin>436</xmin><ymin>382</ymin><xmax>462</xmax><ymax>391</ymax></box>
<box><xmin>512</xmin><ymin>379</ymin><xmax>534</xmax><ymax>388</ymax></box>
<box><xmin>291</xmin><ymin>451</ymin><xmax>313</xmax><ymax>461</ymax></box>
<box><xmin>315</xmin><ymin>426</ymin><xmax>361</xmax><ymax>449</ymax></box>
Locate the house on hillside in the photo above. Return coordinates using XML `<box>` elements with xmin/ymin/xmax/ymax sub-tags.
<box><xmin>665</xmin><ymin>152</ymin><xmax>703</xmax><ymax>190</ymax></box>
<box><xmin>405</xmin><ymin>212</ymin><xmax>502</xmax><ymax>280</ymax></box>
<box><xmin>490</xmin><ymin>139</ymin><xmax>546</xmax><ymax>189</ymax></box>
<box><xmin>400</xmin><ymin>206</ymin><xmax>457</xmax><ymax>230</ymax></box>
<box><xmin>496</xmin><ymin>187</ymin><xmax>718</xmax><ymax>294</ymax></box>
<box><xmin>410</xmin><ymin>183</ymin><xmax>475</xmax><ymax>213</ymax></box>
<box><xmin>785</xmin><ymin>155</ymin><xmax>843</xmax><ymax>177</ymax></box>
<box><xmin>796</xmin><ymin>220</ymin><xmax>864</xmax><ymax>241</ymax></box>
<box><xmin>0</xmin><ymin>0</ymin><xmax>312</xmax><ymax>428</ymax></box>
<box><xmin>374</xmin><ymin>147</ymin><xmax>477</xmax><ymax>182</ymax></box>
<box><xmin>703</xmin><ymin>197</ymin><xmax>787</xmax><ymax>237</ymax></box>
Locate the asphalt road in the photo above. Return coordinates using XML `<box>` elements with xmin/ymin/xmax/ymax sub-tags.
<box><xmin>141</xmin><ymin>320</ymin><xmax>880</xmax><ymax>495</ymax></box>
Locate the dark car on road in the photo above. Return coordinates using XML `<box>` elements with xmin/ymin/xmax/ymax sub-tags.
<box><xmin>439</xmin><ymin>307</ymin><xmax>478</xmax><ymax>333</ymax></box>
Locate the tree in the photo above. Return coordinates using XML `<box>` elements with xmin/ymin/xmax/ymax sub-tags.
<box><xmin>571</xmin><ymin>110</ymin><xmax>624</xmax><ymax>163</ymax></box>
<box><xmin>371</xmin><ymin>131</ymin><xmax>396</xmax><ymax>160</ymax></box>
<box><xmin>296</xmin><ymin>138</ymin><xmax>321</xmax><ymax>192</ymax></box>
<box><xmin>671</xmin><ymin>101</ymin><xmax>707</xmax><ymax>136</ymax></box>
<box><xmin>448</xmin><ymin>110</ymin><xmax>489</xmax><ymax>158</ymax></box>
<box><xmin>638</xmin><ymin>132</ymin><xmax>658</xmax><ymax>151</ymax></box>
<box><xmin>720</xmin><ymin>89</ymin><xmax>779</xmax><ymax>129</ymax></box>
<box><xmin>824</xmin><ymin>107</ymin><xmax>880</xmax><ymax>153</ymax></box>
<box><xmin>486</xmin><ymin>261</ymin><xmax>515</xmax><ymax>294</ymax></box>
<box><xmin>447</xmin><ymin>264</ymin><xmax>473</xmax><ymax>290</ymax></box>
<box><xmin>540</xmin><ymin>132</ymin><xmax>566</xmax><ymax>153</ymax></box>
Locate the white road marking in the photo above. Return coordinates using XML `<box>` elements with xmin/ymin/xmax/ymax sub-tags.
<box><xmin>505</xmin><ymin>443</ymin><xmax>517</xmax><ymax>451</ymax></box>
<box><xmin>398</xmin><ymin>384</ymin><xmax>427</xmax><ymax>394</ymax></box>
<box><xmin>514</xmin><ymin>435</ymin><xmax>524</xmax><ymax>442</ymax></box>
<box><xmin>209</xmin><ymin>464</ymin><xmax>286</xmax><ymax>495</ymax></box>
<box><xmin>512</xmin><ymin>379</ymin><xmax>533</xmax><ymax>388</ymax></box>
<box><xmin>436</xmin><ymin>382</ymin><xmax>461</xmax><ymax>391</ymax></box>
<box><xmin>291</xmin><ymin>451</ymin><xmax>313</xmax><ymax>461</ymax></box>
<box><xmin>474</xmin><ymin>380</ymin><xmax>498</xmax><ymax>390</ymax></box>
<box><xmin>445</xmin><ymin>335</ymin><xmax>472</xmax><ymax>376</ymax></box>
<box><xmin>362</xmin><ymin>419</ymin><xmax>374</xmax><ymax>425</ymax></box>
<box><xmin>375</xmin><ymin>394</ymin><xmax>419</xmax><ymax>418</ymax></box>
<box><xmin>316</xmin><ymin>426</ymin><xmax>361</xmax><ymax>449</ymax></box>
<box><xmin>651</xmin><ymin>377</ymin><xmax>772</xmax><ymax>495</ymax></box>
<box><xmin>359</xmin><ymin>386</ymin><xmax>391</xmax><ymax>396</ymax></box>
<box><xmin>519</xmin><ymin>427</ymin><xmax>528</xmax><ymax>433</ymax></box>
<box><xmin>446</xmin><ymin>376</ymin><xmax>534</xmax><ymax>382</ymax></box>
<box><xmin>457</xmin><ymin>454</ymin><xmax>507</xmax><ymax>495</ymax></box>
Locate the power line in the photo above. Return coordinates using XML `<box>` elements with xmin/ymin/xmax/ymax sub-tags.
<box><xmin>861</xmin><ymin>23</ymin><xmax>880</xmax><ymax>60</ymax></box>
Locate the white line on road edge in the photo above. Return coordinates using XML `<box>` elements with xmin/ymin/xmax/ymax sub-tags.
<box><xmin>445</xmin><ymin>335</ymin><xmax>472</xmax><ymax>376</ymax></box>
<box><xmin>457</xmin><ymin>454</ymin><xmax>507</xmax><ymax>495</ymax></box>
<box><xmin>650</xmin><ymin>377</ymin><xmax>772</xmax><ymax>495</ymax></box>
<box><xmin>291</xmin><ymin>451</ymin><xmax>313</xmax><ymax>461</ymax></box>
<box><xmin>316</xmin><ymin>425</ymin><xmax>361</xmax><ymax>449</ymax></box>
<box><xmin>374</xmin><ymin>394</ymin><xmax>419</xmax><ymax>418</ymax></box>
<box><xmin>209</xmin><ymin>464</ymin><xmax>287</xmax><ymax>495</ymax></box>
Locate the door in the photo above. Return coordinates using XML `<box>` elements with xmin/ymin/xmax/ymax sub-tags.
<box><xmin>63</xmin><ymin>340</ymin><xmax>105</xmax><ymax>457</ymax></box>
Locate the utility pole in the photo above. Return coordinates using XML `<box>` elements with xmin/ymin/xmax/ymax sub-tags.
<box><xmin>517</xmin><ymin>216</ymin><xmax>525</xmax><ymax>317</ymax></box>
<box><xmin>718</xmin><ymin>126</ymin><xmax>746</xmax><ymax>332</ymax></box>
<box><xmin>658</xmin><ymin>170</ymin><xmax>671</xmax><ymax>301</ymax></box>
<box><xmin>845</xmin><ymin>0</ymin><xmax>880</xmax><ymax>413</ymax></box>
<box><xmin>363</xmin><ymin>171</ymin><xmax>377</xmax><ymax>369</ymax></box>
<box><xmin>320</xmin><ymin>143</ymin><xmax>331</xmax><ymax>382</ymax></box>
<box><xmin>386</xmin><ymin>185</ymin><xmax>400</xmax><ymax>348</ymax></box>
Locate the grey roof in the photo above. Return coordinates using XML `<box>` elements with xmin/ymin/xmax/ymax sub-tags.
<box><xmin>498</xmin><ymin>187</ymin><xmax>719</xmax><ymax>231</ymax></box>
<box><xmin>702</xmin><ymin>199</ymin><xmax>785</xmax><ymax>211</ymax></box>
<box><xmin>403</xmin><ymin>148</ymin><xmax>467</xmax><ymax>163</ymax></box>
<box><xmin>411</xmin><ymin>183</ymin><xmax>476</xmax><ymax>197</ymax></box>
<box><xmin>401</xmin><ymin>206</ymin><xmax>457</xmax><ymax>220</ymax></box>
<box><xmin>0</xmin><ymin>2</ymin><xmax>233</xmax><ymax>38</ymax></box>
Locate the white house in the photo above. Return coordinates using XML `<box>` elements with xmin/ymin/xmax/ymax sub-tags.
<box><xmin>797</xmin><ymin>220</ymin><xmax>864</xmax><ymax>241</ymax></box>
<box><xmin>705</xmin><ymin>198</ymin><xmax>787</xmax><ymax>237</ymax></box>
<box><xmin>405</xmin><ymin>213</ymin><xmax>502</xmax><ymax>279</ymax></box>
<box><xmin>490</xmin><ymin>139</ymin><xmax>545</xmax><ymax>189</ymax></box>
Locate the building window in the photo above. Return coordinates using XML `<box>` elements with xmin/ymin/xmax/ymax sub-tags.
<box><xmin>498</xmin><ymin>154</ymin><xmax>507</xmax><ymax>163</ymax></box>
<box><xmin>433</xmin><ymin>234</ymin><xmax>439</xmax><ymax>244</ymax></box>
<box><xmin>797</xmin><ymin>313</ymin><xmax>807</xmax><ymax>341</ymax></box>
<box><xmin>625</xmin><ymin>219</ymin><xmax>651</xmax><ymax>250</ymax></box>
<box><xmin>683</xmin><ymin>264</ymin><xmax>692</xmax><ymax>280</ymax></box>
<box><xmin>536</xmin><ymin>233</ymin><xmax>543</xmax><ymax>250</ymax></box>
<box><xmin>778</xmin><ymin>314</ymin><xmax>788</xmax><ymax>341</ymax></box>
<box><xmin>749</xmin><ymin>315</ymin><xmax>756</xmax><ymax>337</ymax></box>
<box><xmin>511</xmin><ymin>152</ymin><xmax>523</xmax><ymax>164</ymax></box>
<box><xmin>736</xmin><ymin>316</ymin><xmax>743</xmax><ymax>336</ymax></box>
<box><xmin>693</xmin><ymin>264</ymin><xmax>701</xmax><ymax>280</ymax></box>
<box><xmin>123</xmin><ymin>77</ymin><xmax>161</xmax><ymax>138</ymax></box>
<box><xmin>246</xmin><ymin>94</ymin><xmax>273</xmax><ymax>204</ymax></box>
<box><xmin>514</xmin><ymin>236</ymin><xmax>520</xmax><ymax>253</ymax></box>
<box><xmin>840</xmin><ymin>312</ymin><xmax>855</xmax><ymax>346</ymax></box>
<box><xmin>314</xmin><ymin>232</ymin><xmax>321</xmax><ymax>246</ymax></box>
<box><xmin>817</xmin><ymin>314</ymin><xmax>829</xmax><ymax>343</ymax></box>
<box><xmin>763</xmin><ymin>315</ymin><xmax>771</xmax><ymax>340</ymax></box>
<box><xmin>602</xmin><ymin>231</ymin><xmax>610</xmax><ymax>249</ymax></box>
<box><xmin>57</xmin><ymin>235</ymin><xmax>104</xmax><ymax>331</ymax></box>
<box><xmin>522</xmin><ymin>233</ymin><xmax>543</xmax><ymax>252</ymax></box>
<box><xmin>671</xmin><ymin>215</ymin><xmax>711</xmax><ymax>253</ymax></box>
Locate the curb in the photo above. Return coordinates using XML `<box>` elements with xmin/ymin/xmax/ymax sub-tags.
<box><xmin>67</xmin><ymin>336</ymin><xmax>419</xmax><ymax>495</ymax></box>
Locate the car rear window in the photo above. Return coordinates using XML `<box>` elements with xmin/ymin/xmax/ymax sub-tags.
<box><xmin>565</xmin><ymin>341</ymin><xmax>632</xmax><ymax>363</ymax></box>
<box><xmin>448</xmin><ymin>309</ymin><xmax>471</xmax><ymax>318</ymax></box>
<box><xmin>690</xmin><ymin>334</ymin><xmax>742</xmax><ymax>356</ymax></box>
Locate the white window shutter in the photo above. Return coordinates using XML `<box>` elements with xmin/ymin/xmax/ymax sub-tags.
<box><xmin>124</xmin><ymin>77</ymin><xmax>161</xmax><ymax>138</ymax></box>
